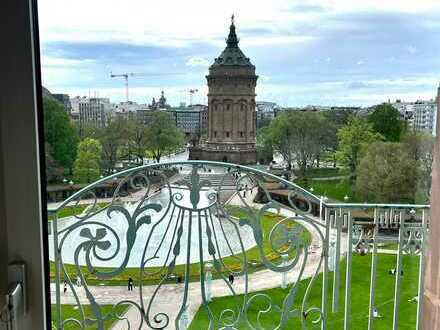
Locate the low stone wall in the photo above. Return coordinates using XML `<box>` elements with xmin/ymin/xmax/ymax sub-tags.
<box><xmin>189</xmin><ymin>146</ymin><xmax>257</xmax><ymax>165</ymax></box>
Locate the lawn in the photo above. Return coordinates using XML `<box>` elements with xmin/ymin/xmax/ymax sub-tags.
<box><xmin>50</xmin><ymin>205</ymin><xmax>311</xmax><ymax>286</ymax></box>
<box><xmin>51</xmin><ymin>304</ymin><xmax>128</xmax><ymax>329</ymax></box>
<box><xmin>189</xmin><ymin>254</ymin><xmax>420</xmax><ymax>329</ymax></box>
<box><xmin>294</xmin><ymin>167</ymin><xmax>343</xmax><ymax>179</ymax></box>
<box><xmin>48</xmin><ymin>204</ymin><xmax>89</xmax><ymax>221</ymax></box>
<box><xmin>295</xmin><ymin>178</ymin><xmax>355</xmax><ymax>202</ymax></box>
<box><xmin>48</xmin><ymin>203</ymin><xmax>110</xmax><ymax>221</ymax></box>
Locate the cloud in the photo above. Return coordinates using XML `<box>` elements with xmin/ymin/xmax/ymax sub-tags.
<box><xmin>41</xmin><ymin>55</ymin><xmax>95</xmax><ymax>68</ymax></box>
<box><xmin>38</xmin><ymin>0</ymin><xmax>440</xmax><ymax>106</ymax></box>
<box><xmin>406</xmin><ymin>45</ymin><xmax>418</xmax><ymax>54</ymax></box>
<box><xmin>186</xmin><ymin>56</ymin><xmax>210</xmax><ymax>67</ymax></box>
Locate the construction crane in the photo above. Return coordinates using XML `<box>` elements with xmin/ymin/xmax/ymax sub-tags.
<box><xmin>110</xmin><ymin>72</ymin><xmax>135</xmax><ymax>102</ymax></box>
<box><xmin>110</xmin><ymin>71</ymin><xmax>183</xmax><ymax>102</ymax></box>
<box><xmin>179</xmin><ymin>88</ymin><xmax>199</xmax><ymax>106</ymax></box>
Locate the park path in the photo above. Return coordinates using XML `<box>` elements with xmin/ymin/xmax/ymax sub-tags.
<box><xmin>51</xmin><ymin>189</ymin><xmax>345</xmax><ymax>329</ymax></box>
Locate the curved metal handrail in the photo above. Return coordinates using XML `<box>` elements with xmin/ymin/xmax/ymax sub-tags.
<box><xmin>48</xmin><ymin>160</ymin><xmax>321</xmax><ymax>213</ymax></box>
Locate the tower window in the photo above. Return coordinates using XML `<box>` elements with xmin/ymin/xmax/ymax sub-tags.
<box><xmin>240</xmin><ymin>131</ymin><xmax>244</xmax><ymax>137</ymax></box>
<box><xmin>226</xmin><ymin>132</ymin><xmax>230</xmax><ymax>138</ymax></box>
<box><xmin>214</xmin><ymin>131</ymin><xmax>217</xmax><ymax>137</ymax></box>
<box><xmin>226</xmin><ymin>104</ymin><xmax>230</xmax><ymax>110</ymax></box>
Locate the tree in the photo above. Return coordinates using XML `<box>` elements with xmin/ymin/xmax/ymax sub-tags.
<box><xmin>97</xmin><ymin>118</ymin><xmax>126</xmax><ymax>174</ymax></box>
<box><xmin>43</xmin><ymin>97</ymin><xmax>78</xmax><ymax>173</ymax></box>
<box><xmin>402</xmin><ymin>131</ymin><xmax>435</xmax><ymax>203</ymax></box>
<box><xmin>115</xmin><ymin>118</ymin><xmax>149</xmax><ymax>166</ymax></box>
<box><xmin>45</xmin><ymin>143</ymin><xmax>64</xmax><ymax>183</ymax></box>
<box><xmin>256</xmin><ymin>126</ymin><xmax>273</xmax><ymax>164</ymax></box>
<box><xmin>144</xmin><ymin>112</ymin><xmax>184</xmax><ymax>163</ymax></box>
<box><xmin>268</xmin><ymin>111</ymin><xmax>330</xmax><ymax>175</ymax></box>
<box><xmin>368</xmin><ymin>103</ymin><xmax>405</xmax><ymax>142</ymax></box>
<box><xmin>323</xmin><ymin>110</ymin><xmax>354</xmax><ymax>166</ymax></box>
<box><xmin>356</xmin><ymin>142</ymin><xmax>417</xmax><ymax>203</ymax></box>
<box><xmin>323</xmin><ymin>108</ymin><xmax>353</xmax><ymax>127</ymax></box>
<box><xmin>257</xmin><ymin>117</ymin><xmax>272</xmax><ymax>129</ymax></box>
<box><xmin>73</xmin><ymin>138</ymin><xmax>102</xmax><ymax>183</ymax></box>
<box><xmin>336</xmin><ymin>118</ymin><xmax>382</xmax><ymax>176</ymax></box>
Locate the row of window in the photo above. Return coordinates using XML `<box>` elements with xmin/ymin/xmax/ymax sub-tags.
<box><xmin>213</xmin><ymin>131</ymin><xmax>254</xmax><ymax>138</ymax></box>
<box><xmin>213</xmin><ymin>104</ymin><xmax>251</xmax><ymax>111</ymax></box>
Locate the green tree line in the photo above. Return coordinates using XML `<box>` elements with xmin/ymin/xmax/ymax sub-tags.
<box><xmin>43</xmin><ymin>97</ymin><xmax>184</xmax><ymax>184</ymax></box>
<box><xmin>258</xmin><ymin>103</ymin><xmax>435</xmax><ymax>204</ymax></box>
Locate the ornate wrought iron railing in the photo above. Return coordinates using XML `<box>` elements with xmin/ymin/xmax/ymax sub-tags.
<box><xmin>47</xmin><ymin>161</ymin><xmax>430</xmax><ymax>330</ymax></box>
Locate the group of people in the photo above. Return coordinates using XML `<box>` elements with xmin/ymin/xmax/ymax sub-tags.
<box><xmin>63</xmin><ymin>276</ymin><xmax>82</xmax><ymax>294</ymax></box>
<box><xmin>63</xmin><ymin>273</ymin><xmax>237</xmax><ymax>295</ymax></box>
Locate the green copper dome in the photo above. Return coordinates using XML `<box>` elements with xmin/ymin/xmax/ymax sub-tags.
<box><xmin>210</xmin><ymin>17</ymin><xmax>255</xmax><ymax>68</ymax></box>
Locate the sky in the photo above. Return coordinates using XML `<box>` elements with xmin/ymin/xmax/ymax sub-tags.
<box><xmin>38</xmin><ymin>0</ymin><xmax>440</xmax><ymax>107</ymax></box>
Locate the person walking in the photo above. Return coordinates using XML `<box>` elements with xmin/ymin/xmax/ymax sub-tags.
<box><xmin>128</xmin><ymin>277</ymin><xmax>134</xmax><ymax>291</ymax></box>
<box><xmin>228</xmin><ymin>273</ymin><xmax>235</xmax><ymax>284</ymax></box>
<box><xmin>63</xmin><ymin>280</ymin><xmax>68</xmax><ymax>295</ymax></box>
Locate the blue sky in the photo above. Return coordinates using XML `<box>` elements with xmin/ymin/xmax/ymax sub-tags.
<box><xmin>38</xmin><ymin>0</ymin><xmax>440</xmax><ymax>107</ymax></box>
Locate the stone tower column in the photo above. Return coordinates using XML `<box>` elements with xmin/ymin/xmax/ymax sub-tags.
<box><xmin>188</xmin><ymin>17</ymin><xmax>258</xmax><ymax>164</ymax></box>
<box><xmin>423</xmin><ymin>84</ymin><xmax>440</xmax><ymax>329</ymax></box>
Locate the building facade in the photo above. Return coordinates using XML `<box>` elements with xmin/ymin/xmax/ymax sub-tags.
<box><xmin>78</xmin><ymin>97</ymin><xmax>107</xmax><ymax>129</ymax></box>
<box><xmin>189</xmin><ymin>17</ymin><xmax>258</xmax><ymax>164</ymax></box>
<box><xmin>175</xmin><ymin>109</ymin><xmax>201</xmax><ymax>136</ymax></box>
<box><xmin>256</xmin><ymin>101</ymin><xmax>277</xmax><ymax>126</ymax></box>
<box><xmin>392</xmin><ymin>99</ymin><xmax>437</xmax><ymax>136</ymax></box>
<box><xmin>413</xmin><ymin>100</ymin><xmax>437</xmax><ymax>135</ymax></box>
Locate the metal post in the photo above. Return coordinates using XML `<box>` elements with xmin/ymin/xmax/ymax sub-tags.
<box><xmin>52</xmin><ymin>212</ymin><xmax>62</xmax><ymax>329</ymax></box>
<box><xmin>344</xmin><ymin>210</ymin><xmax>353</xmax><ymax>330</ymax></box>
<box><xmin>392</xmin><ymin>210</ymin><xmax>404</xmax><ymax>330</ymax></box>
<box><xmin>322</xmin><ymin>207</ymin><xmax>331</xmax><ymax>330</ymax></box>
<box><xmin>416</xmin><ymin>209</ymin><xmax>428</xmax><ymax>330</ymax></box>
<box><xmin>319</xmin><ymin>196</ymin><xmax>324</xmax><ymax>221</ymax></box>
<box><xmin>205</xmin><ymin>262</ymin><xmax>213</xmax><ymax>302</ymax></box>
<box><xmin>368</xmin><ymin>208</ymin><xmax>379</xmax><ymax>330</ymax></box>
<box><xmin>332</xmin><ymin>209</ymin><xmax>342</xmax><ymax>312</ymax></box>
<box><xmin>281</xmin><ymin>254</ymin><xmax>288</xmax><ymax>289</ymax></box>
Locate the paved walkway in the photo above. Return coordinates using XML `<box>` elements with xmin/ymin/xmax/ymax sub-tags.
<box><xmin>51</xmin><ymin>189</ymin><xmax>345</xmax><ymax>329</ymax></box>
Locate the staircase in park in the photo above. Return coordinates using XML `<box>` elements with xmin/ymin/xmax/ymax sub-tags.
<box><xmin>174</xmin><ymin>173</ymin><xmax>238</xmax><ymax>187</ymax></box>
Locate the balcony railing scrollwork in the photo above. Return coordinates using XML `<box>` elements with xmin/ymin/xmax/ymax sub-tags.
<box><xmin>48</xmin><ymin>161</ymin><xmax>430</xmax><ymax>330</ymax></box>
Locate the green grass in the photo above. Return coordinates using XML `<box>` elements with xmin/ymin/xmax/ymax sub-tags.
<box><xmin>51</xmin><ymin>304</ymin><xmax>128</xmax><ymax>329</ymax></box>
<box><xmin>50</xmin><ymin>206</ymin><xmax>312</xmax><ymax>286</ymax></box>
<box><xmin>189</xmin><ymin>254</ymin><xmax>420</xmax><ymax>329</ymax></box>
<box><xmin>296</xmin><ymin>178</ymin><xmax>355</xmax><ymax>202</ymax></box>
<box><xmin>294</xmin><ymin>167</ymin><xmax>343</xmax><ymax>179</ymax></box>
<box><xmin>48</xmin><ymin>203</ymin><xmax>108</xmax><ymax>221</ymax></box>
<box><xmin>48</xmin><ymin>205</ymin><xmax>89</xmax><ymax>221</ymax></box>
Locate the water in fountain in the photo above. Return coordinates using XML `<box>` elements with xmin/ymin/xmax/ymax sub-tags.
<box><xmin>48</xmin><ymin>186</ymin><xmax>256</xmax><ymax>268</ymax></box>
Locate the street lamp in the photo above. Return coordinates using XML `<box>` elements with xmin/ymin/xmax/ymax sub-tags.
<box><xmin>310</xmin><ymin>187</ymin><xmax>314</xmax><ymax>192</ymax></box>
<box><xmin>344</xmin><ymin>195</ymin><xmax>349</xmax><ymax>202</ymax></box>
<box><xmin>69</xmin><ymin>180</ymin><xmax>74</xmax><ymax>185</ymax></box>
<box><xmin>62</xmin><ymin>178</ymin><xmax>68</xmax><ymax>184</ymax></box>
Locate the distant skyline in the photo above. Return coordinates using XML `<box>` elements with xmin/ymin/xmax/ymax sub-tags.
<box><xmin>39</xmin><ymin>0</ymin><xmax>440</xmax><ymax>107</ymax></box>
